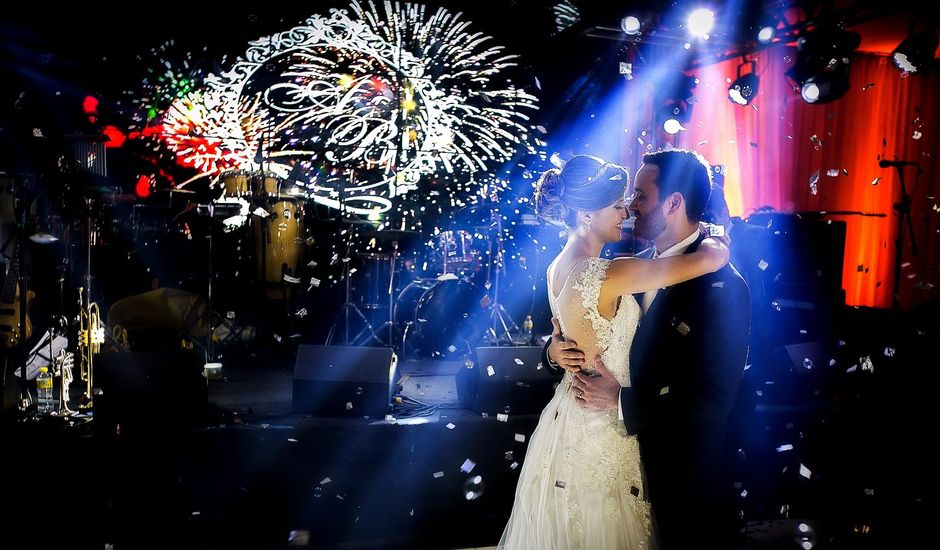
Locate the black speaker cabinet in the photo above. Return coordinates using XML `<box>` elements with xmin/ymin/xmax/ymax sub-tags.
<box><xmin>93</xmin><ymin>350</ymin><xmax>208</xmax><ymax>435</ymax></box>
<box><xmin>292</xmin><ymin>346</ymin><xmax>397</xmax><ymax>417</ymax></box>
<box><xmin>456</xmin><ymin>346</ymin><xmax>558</xmax><ymax>414</ymax></box>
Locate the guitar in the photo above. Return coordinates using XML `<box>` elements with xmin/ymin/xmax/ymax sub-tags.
<box><xmin>0</xmin><ymin>243</ymin><xmax>35</xmax><ymax>348</ymax></box>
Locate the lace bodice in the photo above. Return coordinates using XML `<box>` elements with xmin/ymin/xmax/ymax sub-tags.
<box><xmin>548</xmin><ymin>256</ymin><xmax>640</xmax><ymax>388</ymax></box>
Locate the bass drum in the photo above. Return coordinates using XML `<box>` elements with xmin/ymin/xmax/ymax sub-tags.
<box><xmin>395</xmin><ymin>277</ymin><xmax>486</xmax><ymax>358</ymax></box>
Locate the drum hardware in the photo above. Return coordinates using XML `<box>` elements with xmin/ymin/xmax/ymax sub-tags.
<box><xmin>192</xmin><ymin>203</ymin><xmax>241</xmax><ymax>366</ymax></box>
<box><xmin>433</xmin><ymin>229</ymin><xmax>474</xmax><ymax>275</ymax></box>
<box><xmin>325</xmin><ymin>170</ymin><xmax>387</xmax><ymax>347</ymax></box>
<box><xmin>473</xmin><ymin>204</ymin><xmax>521</xmax><ymax>346</ymax></box>
<box><xmin>325</xmin><ymin>230</ymin><xmax>388</xmax><ymax>347</ymax></box>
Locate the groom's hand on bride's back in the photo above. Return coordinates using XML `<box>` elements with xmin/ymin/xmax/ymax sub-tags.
<box><xmin>571</xmin><ymin>356</ymin><xmax>620</xmax><ymax>411</ymax></box>
<box><xmin>548</xmin><ymin>317</ymin><xmax>585</xmax><ymax>373</ymax></box>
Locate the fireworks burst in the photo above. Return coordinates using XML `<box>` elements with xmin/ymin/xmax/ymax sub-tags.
<box><xmin>157</xmin><ymin>0</ymin><xmax>539</xmax><ymax>215</ymax></box>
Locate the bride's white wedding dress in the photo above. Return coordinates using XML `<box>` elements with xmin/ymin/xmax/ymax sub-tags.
<box><xmin>499</xmin><ymin>256</ymin><xmax>653</xmax><ymax>549</ymax></box>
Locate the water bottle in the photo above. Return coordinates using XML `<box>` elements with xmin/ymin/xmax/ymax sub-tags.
<box><xmin>521</xmin><ymin>315</ymin><xmax>534</xmax><ymax>345</ymax></box>
<box><xmin>36</xmin><ymin>366</ymin><xmax>54</xmax><ymax>414</ymax></box>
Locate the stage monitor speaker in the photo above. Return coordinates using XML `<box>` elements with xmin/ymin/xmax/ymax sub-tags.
<box><xmin>93</xmin><ymin>350</ymin><xmax>208</xmax><ymax>435</ymax></box>
<box><xmin>292</xmin><ymin>346</ymin><xmax>397</xmax><ymax>417</ymax></box>
<box><xmin>456</xmin><ymin>346</ymin><xmax>558</xmax><ymax>414</ymax></box>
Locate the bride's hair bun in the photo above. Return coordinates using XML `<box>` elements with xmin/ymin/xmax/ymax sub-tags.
<box><xmin>534</xmin><ymin>168</ymin><xmax>569</xmax><ymax>226</ymax></box>
<box><xmin>533</xmin><ymin>155</ymin><xmax>630</xmax><ymax>227</ymax></box>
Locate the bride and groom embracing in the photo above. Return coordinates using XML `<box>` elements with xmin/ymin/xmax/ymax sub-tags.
<box><xmin>499</xmin><ymin>150</ymin><xmax>751</xmax><ymax>549</ymax></box>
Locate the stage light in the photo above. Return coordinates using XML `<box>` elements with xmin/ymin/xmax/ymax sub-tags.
<box><xmin>620</xmin><ymin>15</ymin><xmax>641</xmax><ymax>35</ymax></box>
<box><xmin>687</xmin><ymin>8</ymin><xmax>715</xmax><ymax>39</ymax></box>
<box><xmin>656</xmin><ymin>73</ymin><xmax>696</xmax><ymax>135</ymax></box>
<box><xmin>663</xmin><ymin>118</ymin><xmax>686</xmax><ymax>135</ymax></box>
<box><xmin>754</xmin><ymin>11</ymin><xmax>779</xmax><ymax>44</ymax></box>
<box><xmin>728</xmin><ymin>61</ymin><xmax>759</xmax><ymax>106</ymax></box>
<box><xmin>757</xmin><ymin>25</ymin><xmax>775</xmax><ymax>44</ymax></box>
<box><xmin>785</xmin><ymin>29</ymin><xmax>860</xmax><ymax>104</ymax></box>
<box><xmin>891</xmin><ymin>30</ymin><xmax>939</xmax><ymax>75</ymax></box>
<box><xmin>801</xmin><ymin>81</ymin><xmax>820</xmax><ymax>103</ymax></box>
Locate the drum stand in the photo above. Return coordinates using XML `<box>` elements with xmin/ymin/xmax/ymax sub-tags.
<box><xmin>325</xmin><ymin>254</ymin><xmax>387</xmax><ymax>347</ymax></box>
<box><xmin>481</xmin><ymin>207</ymin><xmax>520</xmax><ymax>346</ymax></box>
<box><xmin>362</xmin><ymin>239</ymin><xmax>400</xmax><ymax>350</ymax></box>
<box><xmin>324</xmin><ymin>183</ymin><xmax>388</xmax><ymax>346</ymax></box>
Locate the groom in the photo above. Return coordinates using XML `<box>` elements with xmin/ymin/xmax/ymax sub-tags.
<box><xmin>545</xmin><ymin>149</ymin><xmax>751</xmax><ymax>549</ymax></box>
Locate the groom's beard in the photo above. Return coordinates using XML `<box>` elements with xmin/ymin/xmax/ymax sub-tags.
<box><xmin>634</xmin><ymin>205</ymin><xmax>667</xmax><ymax>243</ymax></box>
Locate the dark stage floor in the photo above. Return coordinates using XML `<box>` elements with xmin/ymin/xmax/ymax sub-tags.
<box><xmin>4</xmin><ymin>310</ymin><xmax>936</xmax><ymax>549</ymax></box>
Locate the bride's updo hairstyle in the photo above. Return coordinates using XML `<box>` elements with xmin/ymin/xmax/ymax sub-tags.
<box><xmin>534</xmin><ymin>155</ymin><xmax>630</xmax><ymax>227</ymax></box>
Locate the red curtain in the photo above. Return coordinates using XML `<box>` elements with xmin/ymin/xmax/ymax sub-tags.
<box><xmin>678</xmin><ymin>47</ymin><xmax>940</xmax><ymax>309</ymax></box>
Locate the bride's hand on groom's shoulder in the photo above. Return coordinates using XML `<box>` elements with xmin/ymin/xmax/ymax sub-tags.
<box><xmin>548</xmin><ymin>317</ymin><xmax>585</xmax><ymax>373</ymax></box>
<box><xmin>700</xmin><ymin>221</ymin><xmax>731</xmax><ymax>249</ymax></box>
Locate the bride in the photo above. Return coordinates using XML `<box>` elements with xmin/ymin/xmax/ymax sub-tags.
<box><xmin>498</xmin><ymin>155</ymin><xmax>728</xmax><ymax>549</ymax></box>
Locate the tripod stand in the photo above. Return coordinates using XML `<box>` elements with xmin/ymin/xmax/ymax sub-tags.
<box><xmin>480</xmin><ymin>205</ymin><xmax>520</xmax><ymax>346</ymax></box>
<box><xmin>324</xmin><ymin>226</ymin><xmax>388</xmax><ymax>347</ymax></box>
<box><xmin>325</xmin><ymin>170</ymin><xmax>387</xmax><ymax>347</ymax></box>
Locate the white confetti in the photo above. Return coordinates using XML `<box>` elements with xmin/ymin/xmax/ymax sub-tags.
<box><xmin>883</xmin><ymin>347</ymin><xmax>895</xmax><ymax>357</ymax></box>
<box><xmin>758</xmin><ymin>259</ymin><xmax>769</xmax><ymax>271</ymax></box>
<box><xmin>345</xmin><ymin>402</ymin><xmax>353</xmax><ymax>410</ymax></box>
<box><xmin>433</xmin><ymin>471</ymin><xmax>444</xmax><ymax>479</ymax></box>
<box><xmin>486</xmin><ymin>365</ymin><xmax>496</xmax><ymax>377</ymax></box>
<box><xmin>320</xmin><ymin>477</ymin><xmax>332</xmax><ymax>485</ymax></box>
<box><xmin>496</xmin><ymin>413</ymin><xmax>509</xmax><ymax>422</ymax></box>
<box><xmin>514</xmin><ymin>358</ymin><xmax>524</xmax><ymax>365</ymax></box>
<box><xmin>659</xmin><ymin>386</ymin><xmax>670</xmax><ymax>395</ymax></box>
<box><xmin>460</xmin><ymin>458</ymin><xmax>476</xmax><ymax>473</ymax></box>
<box><xmin>860</xmin><ymin>356</ymin><xmax>874</xmax><ymax>372</ymax></box>
<box><xmin>776</xmin><ymin>444</ymin><xmax>794</xmax><ymax>452</ymax></box>
<box><xmin>826</xmin><ymin>169</ymin><xmax>840</xmax><ymax>177</ymax></box>
<box><xmin>445</xmin><ymin>423</ymin><xmax>456</xmax><ymax>430</ymax></box>
<box><xmin>799</xmin><ymin>464</ymin><xmax>812</xmax><ymax>479</ymax></box>
<box><xmin>514</xmin><ymin>433</ymin><xmax>526</xmax><ymax>443</ymax></box>
<box><xmin>287</xmin><ymin>438</ymin><xmax>298</xmax><ymax>443</ymax></box>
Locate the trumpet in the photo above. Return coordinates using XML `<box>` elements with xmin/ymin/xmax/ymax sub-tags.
<box><xmin>78</xmin><ymin>287</ymin><xmax>104</xmax><ymax>408</ymax></box>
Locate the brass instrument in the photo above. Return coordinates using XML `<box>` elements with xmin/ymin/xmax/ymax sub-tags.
<box><xmin>78</xmin><ymin>287</ymin><xmax>104</xmax><ymax>408</ymax></box>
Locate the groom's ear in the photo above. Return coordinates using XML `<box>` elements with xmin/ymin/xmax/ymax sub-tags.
<box><xmin>665</xmin><ymin>192</ymin><xmax>683</xmax><ymax>215</ymax></box>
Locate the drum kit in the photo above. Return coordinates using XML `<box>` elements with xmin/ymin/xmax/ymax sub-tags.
<box><xmin>121</xmin><ymin>167</ymin><xmax>527</xmax><ymax>360</ymax></box>
<box><xmin>325</xmin><ymin>201</ymin><xmax>527</xmax><ymax>360</ymax></box>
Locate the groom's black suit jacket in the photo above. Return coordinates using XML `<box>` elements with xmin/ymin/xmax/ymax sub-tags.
<box><xmin>625</xmin><ymin>235</ymin><xmax>750</xmax><ymax>548</ymax></box>
<box><xmin>541</xmin><ymin>235</ymin><xmax>750</xmax><ymax>548</ymax></box>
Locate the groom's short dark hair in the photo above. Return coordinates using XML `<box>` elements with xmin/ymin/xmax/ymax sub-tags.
<box><xmin>641</xmin><ymin>149</ymin><xmax>713</xmax><ymax>223</ymax></box>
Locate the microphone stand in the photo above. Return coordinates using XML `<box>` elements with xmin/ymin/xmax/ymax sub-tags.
<box><xmin>886</xmin><ymin>162</ymin><xmax>919</xmax><ymax>310</ymax></box>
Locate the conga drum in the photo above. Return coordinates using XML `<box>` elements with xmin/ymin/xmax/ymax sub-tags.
<box><xmin>253</xmin><ymin>199</ymin><xmax>304</xmax><ymax>298</ymax></box>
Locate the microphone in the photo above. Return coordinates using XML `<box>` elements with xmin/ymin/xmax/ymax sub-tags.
<box><xmin>879</xmin><ymin>159</ymin><xmax>919</xmax><ymax>168</ymax></box>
